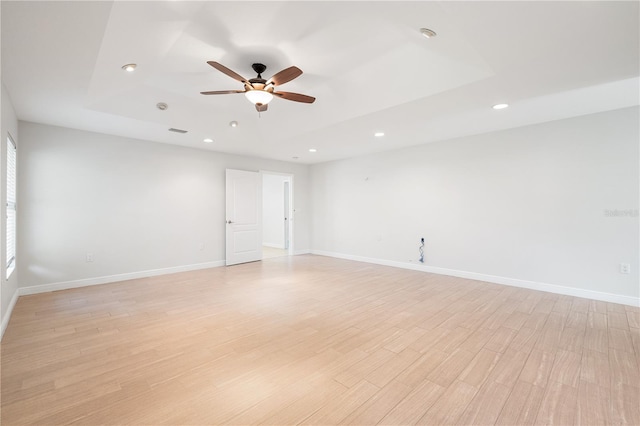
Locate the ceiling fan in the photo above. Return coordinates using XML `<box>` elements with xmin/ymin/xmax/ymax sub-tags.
<box><xmin>201</xmin><ymin>62</ymin><xmax>316</xmax><ymax>112</ymax></box>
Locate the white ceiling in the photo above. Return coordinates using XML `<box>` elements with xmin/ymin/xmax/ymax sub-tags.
<box><xmin>2</xmin><ymin>1</ymin><xmax>639</xmax><ymax>164</ymax></box>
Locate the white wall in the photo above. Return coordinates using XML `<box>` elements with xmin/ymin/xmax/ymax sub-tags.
<box><xmin>10</xmin><ymin>106</ymin><xmax>640</xmax><ymax>310</ymax></box>
<box><xmin>1</xmin><ymin>82</ymin><xmax>19</xmax><ymax>334</ymax></box>
<box><xmin>17</xmin><ymin>121</ymin><xmax>310</xmax><ymax>290</ymax></box>
<box><xmin>262</xmin><ymin>173</ymin><xmax>288</xmax><ymax>249</ymax></box>
<box><xmin>310</xmin><ymin>107</ymin><xmax>639</xmax><ymax>303</ymax></box>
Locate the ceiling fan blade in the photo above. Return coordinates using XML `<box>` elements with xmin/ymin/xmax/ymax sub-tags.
<box><xmin>267</xmin><ymin>66</ymin><xmax>302</xmax><ymax>86</ymax></box>
<box><xmin>256</xmin><ymin>103</ymin><xmax>268</xmax><ymax>112</ymax></box>
<box><xmin>207</xmin><ymin>61</ymin><xmax>248</xmax><ymax>83</ymax></box>
<box><xmin>273</xmin><ymin>91</ymin><xmax>316</xmax><ymax>104</ymax></box>
<box><xmin>200</xmin><ymin>90</ymin><xmax>246</xmax><ymax>95</ymax></box>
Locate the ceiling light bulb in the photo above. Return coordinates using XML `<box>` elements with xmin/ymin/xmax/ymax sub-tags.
<box><xmin>309</xmin><ymin>148</ymin><xmax>317</xmax><ymax>153</ymax></box>
<box><xmin>203</xmin><ymin>138</ymin><xmax>213</xmax><ymax>143</ymax></box>
<box><xmin>229</xmin><ymin>121</ymin><xmax>238</xmax><ymax>128</ymax></box>
<box><xmin>245</xmin><ymin>90</ymin><xmax>273</xmax><ymax>105</ymax></box>
<box><xmin>493</xmin><ymin>103</ymin><xmax>509</xmax><ymax>110</ymax></box>
<box><xmin>420</xmin><ymin>28</ymin><xmax>437</xmax><ymax>38</ymax></box>
<box><xmin>374</xmin><ymin>132</ymin><xmax>385</xmax><ymax>137</ymax></box>
<box><xmin>122</xmin><ymin>63</ymin><xmax>137</xmax><ymax>72</ymax></box>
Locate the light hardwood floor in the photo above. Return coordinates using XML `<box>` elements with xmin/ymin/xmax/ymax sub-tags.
<box><xmin>1</xmin><ymin>255</ymin><xmax>639</xmax><ymax>425</ymax></box>
<box><xmin>262</xmin><ymin>246</ymin><xmax>289</xmax><ymax>259</ymax></box>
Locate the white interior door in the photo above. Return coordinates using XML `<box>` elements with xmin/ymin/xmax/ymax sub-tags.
<box><xmin>283</xmin><ymin>181</ymin><xmax>290</xmax><ymax>250</ymax></box>
<box><xmin>226</xmin><ymin>169</ymin><xmax>262</xmax><ymax>266</ymax></box>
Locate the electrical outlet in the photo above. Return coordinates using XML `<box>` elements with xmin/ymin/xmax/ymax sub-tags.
<box><xmin>86</xmin><ymin>252</ymin><xmax>94</xmax><ymax>262</ymax></box>
<box><xmin>620</xmin><ymin>263</ymin><xmax>630</xmax><ymax>274</ymax></box>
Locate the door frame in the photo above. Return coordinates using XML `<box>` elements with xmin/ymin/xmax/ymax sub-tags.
<box><xmin>260</xmin><ymin>170</ymin><xmax>294</xmax><ymax>256</ymax></box>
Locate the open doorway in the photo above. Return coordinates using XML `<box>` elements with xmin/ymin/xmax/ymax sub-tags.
<box><xmin>261</xmin><ymin>172</ymin><xmax>293</xmax><ymax>259</ymax></box>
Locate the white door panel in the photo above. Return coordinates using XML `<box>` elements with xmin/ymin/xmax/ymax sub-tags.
<box><xmin>284</xmin><ymin>181</ymin><xmax>290</xmax><ymax>250</ymax></box>
<box><xmin>226</xmin><ymin>169</ymin><xmax>262</xmax><ymax>266</ymax></box>
<box><xmin>233</xmin><ymin>230</ymin><xmax>259</xmax><ymax>253</ymax></box>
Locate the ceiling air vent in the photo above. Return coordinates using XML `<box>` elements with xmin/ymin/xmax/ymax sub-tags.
<box><xmin>168</xmin><ymin>128</ymin><xmax>188</xmax><ymax>134</ymax></box>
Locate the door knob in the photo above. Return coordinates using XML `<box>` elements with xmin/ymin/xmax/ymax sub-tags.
<box><xmin>226</xmin><ymin>220</ymin><xmax>233</xmax><ymax>224</ymax></box>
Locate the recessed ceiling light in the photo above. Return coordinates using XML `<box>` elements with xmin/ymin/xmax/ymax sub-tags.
<box><xmin>229</xmin><ymin>121</ymin><xmax>238</xmax><ymax>128</ymax></box>
<box><xmin>420</xmin><ymin>28</ymin><xmax>437</xmax><ymax>38</ymax></box>
<box><xmin>493</xmin><ymin>103</ymin><xmax>509</xmax><ymax>110</ymax></box>
<box><xmin>121</xmin><ymin>63</ymin><xmax>137</xmax><ymax>72</ymax></box>
<box><xmin>309</xmin><ymin>148</ymin><xmax>317</xmax><ymax>153</ymax></box>
<box><xmin>203</xmin><ymin>138</ymin><xmax>214</xmax><ymax>143</ymax></box>
<box><xmin>374</xmin><ymin>132</ymin><xmax>385</xmax><ymax>137</ymax></box>
<box><xmin>156</xmin><ymin>102</ymin><xmax>168</xmax><ymax>111</ymax></box>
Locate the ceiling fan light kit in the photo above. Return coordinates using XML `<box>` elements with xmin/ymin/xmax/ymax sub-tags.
<box><xmin>201</xmin><ymin>61</ymin><xmax>315</xmax><ymax>113</ymax></box>
<box><xmin>245</xmin><ymin>89</ymin><xmax>273</xmax><ymax>106</ymax></box>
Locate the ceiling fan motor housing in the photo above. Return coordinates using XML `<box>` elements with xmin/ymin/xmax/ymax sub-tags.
<box><xmin>251</xmin><ymin>63</ymin><xmax>267</xmax><ymax>76</ymax></box>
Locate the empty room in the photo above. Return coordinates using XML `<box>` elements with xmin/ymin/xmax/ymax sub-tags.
<box><xmin>1</xmin><ymin>1</ymin><xmax>639</xmax><ymax>425</ymax></box>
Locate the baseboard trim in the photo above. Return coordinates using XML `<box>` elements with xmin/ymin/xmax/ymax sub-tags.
<box><xmin>19</xmin><ymin>260</ymin><xmax>226</xmax><ymax>297</ymax></box>
<box><xmin>16</xmin><ymin>252</ymin><xmax>312</xmax><ymax>297</ymax></box>
<box><xmin>310</xmin><ymin>250</ymin><xmax>640</xmax><ymax>307</ymax></box>
<box><xmin>293</xmin><ymin>249</ymin><xmax>311</xmax><ymax>256</ymax></box>
<box><xmin>1</xmin><ymin>288</ymin><xmax>20</xmax><ymax>340</ymax></box>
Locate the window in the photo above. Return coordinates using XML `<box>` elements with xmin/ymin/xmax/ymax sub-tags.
<box><xmin>6</xmin><ymin>135</ymin><xmax>16</xmax><ymax>278</ymax></box>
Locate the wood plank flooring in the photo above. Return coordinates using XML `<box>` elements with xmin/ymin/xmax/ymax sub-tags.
<box><xmin>1</xmin><ymin>255</ymin><xmax>639</xmax><ymax>425</ymax></box>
